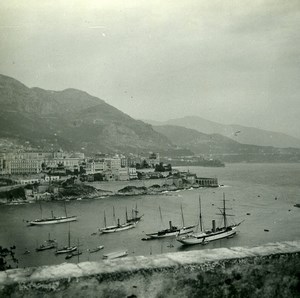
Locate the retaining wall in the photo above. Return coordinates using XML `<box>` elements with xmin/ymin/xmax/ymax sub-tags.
<box><xmin>1</xmin><ymin>241</ymin><xmax>300</xmax><ymax>298</ymax></box>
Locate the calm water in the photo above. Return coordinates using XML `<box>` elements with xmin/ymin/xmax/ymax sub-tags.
<box><xmin>1</xmin><ymin>163</ymin><xmax>300</xmax><ymax>268</ymax></box>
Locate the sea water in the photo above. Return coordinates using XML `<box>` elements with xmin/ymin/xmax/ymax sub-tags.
<box><xmin>0</xmin><ymin>163</ymin><xmax>299</xmax><ymax>268</ymax></box>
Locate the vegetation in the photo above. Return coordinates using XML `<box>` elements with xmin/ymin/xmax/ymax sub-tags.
<box><xmin>155</xmin><ymin>162</ymin><xmax>172</xmax><ymax>172</ymax></box>
<box><xmin>0</xmin><ymin>246</ymin><xmax>18</xmax><ymax>271</ymax></box>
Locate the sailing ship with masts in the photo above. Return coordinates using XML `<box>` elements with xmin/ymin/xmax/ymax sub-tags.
<box><xmin>177</xmin><ymin>193</ymin><xmax>243</xmax><ymax>246</ymax></box>
<box><xmin>29</xmin><ymin>202</ymin><xmax>77</xmax><ymax>226</ymax></box>
<box><xmin>125</xmin><ymin>204</ymin><xmax>143</xmax><ymax>224</ymax></box>
<box><xmin>146</xmin><ymin>205</ymin><xmax>195</xmax><ymax>239</ymax></box>
<box><xmin>99</xmin><ymin>207</ymin><xmax>136</xmax><ymax>233</ymax></box>
<box><xmin>55</xmin><ymin>224</ymin><xmax>77</xmax><ymax>254</ymax></box>
<box><xmin>36</xmin><ymin>233</ymin><xmax>57</xmax><ymax>251</ymax></box>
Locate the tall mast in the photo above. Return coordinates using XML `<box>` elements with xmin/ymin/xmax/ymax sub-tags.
<box><xmin>216</xmin><ymin>193</ymin><xmax>233</xmax><ymax>227</ymax></box>
<box><xmin>159</xmin><ymin>206</ymin><xmax>163</xmax><ymax>223</ymax></box>
<box><xmin>39</xmin><ymin>201</ymin><xmax>43</xmax><ymax>219</ymax></box>
<box><xmin>135</xmin><ymin>203</ymin><xmax>138</xmax><ymax>220</ymax></box>
<box><xmin>64</xmin><ymin>201</ymin><xmax>68</xmax><ymax>217</ymax></box>
<box><xmin>223</xmin><ymin>193</ymin><xmax>227</xmax><ymax>228</ymax></box>
<box><xmin>113</xmin><ymin>206</ymin><xmax>116</xmax><ymax>225</ymax></box>
<box><xmin>77</xmin><ymin>238</ymin><xmax>80</xmax><ymax>263</ymax></box>
<box><xmin>68</xmin><ymin>223</ymin><xmax>71</xmax><ymax>247</ymax></box>
<box><xmin>180</xmin><ymin>204</ymin><xmax>185</xmax><ymax>227</ymax></box>
<box><xmin>199</xmin><ymin>195</ymin><xmax>203</xmax><ymax>232</ymax></box>
<box><xmin>104</xmin><ymin>210</ymin><xmax>107</xmax><ymax>227</ymax></box>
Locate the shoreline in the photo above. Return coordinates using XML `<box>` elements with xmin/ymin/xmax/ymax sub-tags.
<box><xmin>0</xmin><ymin>180</ymin><xmax>219</xmax><ymax>205</ymax></box>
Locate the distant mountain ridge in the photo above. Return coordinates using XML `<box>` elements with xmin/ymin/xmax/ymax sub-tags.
<box><xmin>153</xmin><ymin>125</ymin><xmax>300</xmax><ymax>163</ymax></box>
<box><xmin>0</xmin><ymin>74</ymin><xmax>175</xmax><ymax>154</ymax></box>
<box><xmin>145</xmin><ymin>116</ymin><xmax>300</xmax><ymax>149</ymax></box>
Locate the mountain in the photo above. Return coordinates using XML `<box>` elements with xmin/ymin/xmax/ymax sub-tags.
<box><xmin>145</xmin><ymin>116</ymin><xmax>300</xmax><ymax>149</ymax></box>
<box><xmin>0</xmin><ymin>74</ymin><xmax>176</xmax><ymax>154</ymax></box>
<box><xmin>153</xmin><ymin>125</ymin><xmax>300</xmax><ymax>163</ymax></box>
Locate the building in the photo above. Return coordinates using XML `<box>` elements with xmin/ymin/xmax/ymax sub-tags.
<box><xmin>85</xmin><ymin>159</ymin><xmax>107</xmax><ymax>175</ymax></box>
<box><xmin>105</xmin><ymin>157</ymin><xmax>121</xmax><ymax>171</ymax></box>
<box><xmin>147</xmin><ymin>152</ymin><xmax>160</xmax><ymax>168</ymax></box>
<box><xmin>0</xmin><ymin>151</ymin><xmax>85</xmax><ymax>176</ymax></box>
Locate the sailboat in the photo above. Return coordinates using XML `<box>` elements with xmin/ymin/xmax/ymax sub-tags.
<box><xmin>65</xmin><ymin>239</ymin><xmax>82</xmax><ymax>260</ymax></box>
<box><xmin>125</xmin><ymin>204</ymin><xmax>144</xmax><ymax>224</ymax></box>
<box><xmin>146</xmin><ymin>206</ymin><xmax>195</xmax><ymax>239</ymax></box>
<box><xmin>55</xmin><ymin>224</ymin><xmax>77</xmax><ymax>254</ymax></box>
<box><xmin>29</xmin><ymin>202</ymin><xmax>77</xmax><ymax>225</ymax></box>
<box><xmin>177</xmin><ymin>194</ymin><xmax>243</xmax><ymax>245</ymax></box>
<box><xmin>36</xmin><ymin>233</ymin><xmax>57</xmax><ymax>251</ymax></box>
<box><xmin>99</xmin><ymin>207</ymin><xmax>135</xmax><ymax>233</ymax></box>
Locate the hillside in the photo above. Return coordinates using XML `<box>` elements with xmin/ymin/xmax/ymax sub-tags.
<box><xmin>153</xmin><ymin>125</ymin><xmax>300</xmax><ymax>163</ymax></box>
<box><xmin>145</xmin><ymin>116</ymin><xmax>300</xmax><ymax>149</ymax></box>
<box><xmin>0</xmin><ymin>74</ymin><xmax>175</xmax><ymax>154</ymax></box>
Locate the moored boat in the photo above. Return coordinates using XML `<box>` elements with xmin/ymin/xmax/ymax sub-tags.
<box><xmin>29</xmin><ymin>202</ymin><xmax>77</xmax><ymax>226</ymax></box>
<box><xmin>55</xmin><ymin>224</ymin><xmax>77</xmax><ymax>254</ymax></box>
<box><xmin>126</xmin><ymin>204</ymin><xmax>144</xmax><ymax>224</ymax></box>
<box><xmin>88</xmin><ymin>245</ymin><xmax>104</xmax><ymax>253</ymax></box>
<box><xmin>99</xmin><ymin>207</ymin><xmax>136</xmax><ymax>233</ymax></box>
<box><xmin>177</xmin><ymin>194</ymin><xmax>243</xmax><ymax>246</ymax></box>
<box><xmin>146</xmin><ymin>221</ymin><xmax>195</xmax><ymax>239</ymax></box>
<box><xmin>36</xmin><ymin>233</ymin><xmax>57</xmax><ymax>251</ymax></box>
<box><xmin>102</xmin><ymin>250</ymin><xmax>128</xmax><ymax>259</ymax></box>
<box><xmin>65</xmin><ymin>250</ymin><xmax>82</xmax><ymax>260</ymax></box>
<box><xmin>30</xmin><ymin>215</ymin><xmax>77</xmax><ymax>225</ymax></box>
<box><xmin>146</xmin><ymin>205</ymin><xmax>195</xmax><ymax>239</ymax></box>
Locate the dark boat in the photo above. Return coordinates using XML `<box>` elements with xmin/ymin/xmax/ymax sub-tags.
<box><xmin>146</xmin><ymin>206</ymin><xmax>195</xmax><ymax>239</ymax></box>
<box><xmin>36</xmin><ymin>233</ymin><xmax>57</xmax><ymax>251</ymax></box>
<box><xmin>126</xmin><ymin>204</ymin><xmax>144</xmax><ymax>224</ymax></box>
<box><xmin>55</xmin><ymin>224</ymin><xmax>77</xmax><ymax>254</ymax></box>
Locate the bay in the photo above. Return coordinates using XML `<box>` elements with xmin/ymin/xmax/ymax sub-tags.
<box><xmin>0</xmin><ymin>163</ymin><xmax>300</xmax><ymax>268</ymax></box>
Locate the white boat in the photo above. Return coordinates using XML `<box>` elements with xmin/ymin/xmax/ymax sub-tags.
<box><xmin>101</xmin><ymin>221</ymin><xmax>135</xmax><ymax>233</ymax></box>
<box><xmin>103</xmin><ymin>250</ymin><xmax>128</xmax><ymax>260</ymax></box>
<box><xmin>99</xmin><ymin>207</ymin><xmax>136</xmax><ymax>233</ymax></box>
<box><xmin>88</xmin><ymin>245</ymin><xmax>104</xmax><ymax>253</ymax></box>
<box><xmin>177</xmin><ymin>194</ymin><xmax>243</xmax><ymax>246</ymax></box>
<box><xmin>146</xmin><ymin>206</ymin><xmax>196</xmax><ymax>239</ymax></box>
<box><xmin>29</xmin><ymin>216</ymin><xmax>77</xmax><ymax>225</ymax></box>
<box><xmin>29</xmin><ymin>202</ymin><xmax>77</xmax><ymax>226</ymax></box>
<box><xmin>55</xmin><ymin>224</ymin><xmax>77</xmax><ymax>254</ymax></box>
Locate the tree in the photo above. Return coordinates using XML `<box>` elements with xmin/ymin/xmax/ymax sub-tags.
<box><xmin>0</xmin><ymin>246</ymin><xmax>18</xmax><ymax>271</ymax></box>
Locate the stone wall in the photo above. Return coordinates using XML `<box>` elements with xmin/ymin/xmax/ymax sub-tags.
<box><xmin>1</xmin><ymin>241</ymin><xmax>300</xmax><ymax>298</ymax></box>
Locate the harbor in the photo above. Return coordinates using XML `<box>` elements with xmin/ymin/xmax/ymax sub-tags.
<box><xmin>0</xmin><ymin>163</ymin><xmax>299</xmax><ymax>268</ymax></box>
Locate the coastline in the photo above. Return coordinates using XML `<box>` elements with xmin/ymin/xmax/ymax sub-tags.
<box><xmin>0</xmin><ymin>178</ymin><xmax>219</xmax><ymax>205</ymax></box>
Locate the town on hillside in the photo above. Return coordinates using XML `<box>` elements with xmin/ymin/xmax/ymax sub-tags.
<box><xmin>0</xmin><ymin>150</ymin><xmax>219</xmax><ymax>204</ymax></box>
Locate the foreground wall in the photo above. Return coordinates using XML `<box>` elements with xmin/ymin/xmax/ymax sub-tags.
<box><xmin>0</xmin><ymin>241</ymin><xmax>300</xmax><ymax>298</ymax></box>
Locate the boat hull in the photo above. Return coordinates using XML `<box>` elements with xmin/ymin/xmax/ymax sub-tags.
<box><xmin>147</xmin><ymin>225</ymin><xmax>195</xmax><ymax>239</ymax></box>
<box><xmin>36</xmin><ymin>244</ymin><xmax>56</xmax><ymax>251</ymax></box>
<box><xmin>55</xmin><ymin>246</ymin><xmax>77</xmax><ymax>254</ymax></box>
<box><xmin>29</xmin><ymin>216</ymin><xmax>77</xmax><ymax>226</ymax></box>
<box><xmin>100</xmin><ymin>223</ymin><xmax>135</xmax><ymax>233</ymax></box>
<box><xmin>177</xmin><ymin>227</ymin><xmax>237</xmax><ymax>245</ymax></box>
<box><xmin>88</xmin><ymin>246</ymin><xmax>104</xmax><ymax>253</ymax></box>
<box><xmin>103</xmin><ymin>251</ymin><xmax>128</xmax><ymax>259</ymax></box>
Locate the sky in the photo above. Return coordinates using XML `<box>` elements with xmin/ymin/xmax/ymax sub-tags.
<box><xmin>0</xmin><ymin>0</ymin><xmax>299</xmax><ymax>138</ymax></box>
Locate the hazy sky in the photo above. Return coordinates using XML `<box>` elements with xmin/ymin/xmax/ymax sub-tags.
<box><xmin>0</xmin><ymin>1</ymin><xmax>299</xmax><ymax>137</ymax></box>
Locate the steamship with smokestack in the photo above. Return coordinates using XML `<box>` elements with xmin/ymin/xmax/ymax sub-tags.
<box><xmin>177</xmin><ymin>193</ymin><xmax>243</xmax><ymax>246</ymax></box>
